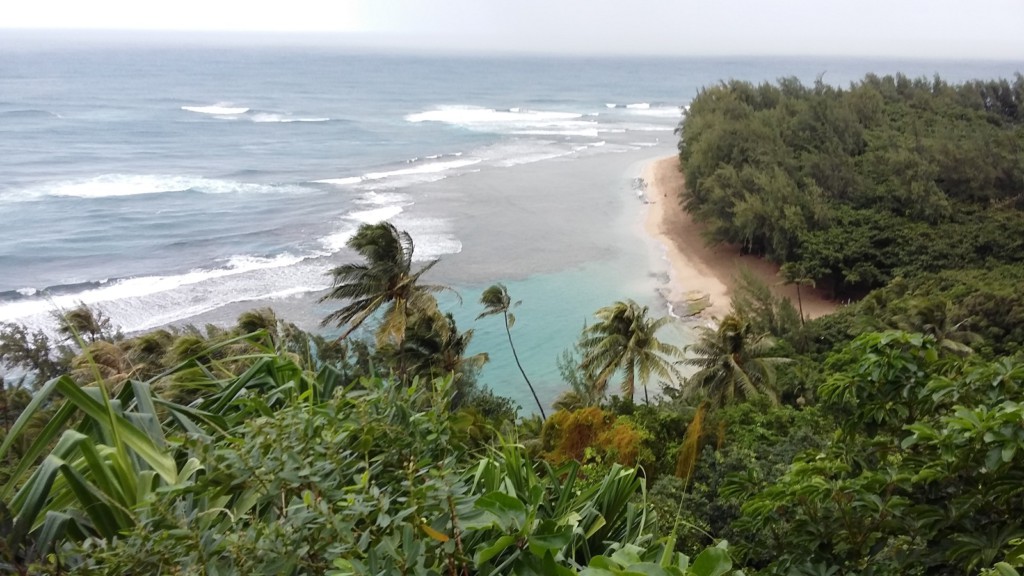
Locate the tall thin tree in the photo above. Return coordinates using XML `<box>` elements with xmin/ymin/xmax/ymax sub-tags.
<box><xmin>477</xmin><ymin>284</ymin><xmax>546</xmax><ymax>419</ymax></box>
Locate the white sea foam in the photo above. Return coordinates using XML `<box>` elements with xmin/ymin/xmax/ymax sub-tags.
<box><xmin>405</xmin><ymin>105</ymin><xmax>596</xmax><ymax>137</ymax></box>
<box><xmin>318</xmin><ymin>204</ymin><xmax>407</xmax><ymax>252</ymax></box>
<box><xmin>10</xmin><ymin>174</ymin><xmax>311</xmax><ymax>200</ymax></box>
<box><xmin>314</xmin><ymin>176</ymin><xmax>362</xmax><ymax>186</ymax></box>
<box><xmin>49</xmin><ymin>174</ymin><xmax>196</xmax><ymax>198</ymax></box>
<box><xmin>350</xmin><ymin>205</ymin><xmax>405</xmax><ymax>224</ymax></box>
<box><xmin>93</xmin><ymin>262</ymin><xmax>331</xmax><ymax>334</ymax></box>
<box><xmin>495</xmin><ymin>151</ymin><xmax>573</xmax><ymax>167</ymax></box>
<box><xmin>362</xmin><ymin>158</ymin><xmax>482</xmax><ymax>180</ymax></box>
<box><xmin>618</xmin><ymin>123</ymin><xmax>675</xmax><ymax>132</ymax></box>
<box><xmin>471</xmin><ymin>139</ymin><xmax>576</xmax><ymax>168</ymax></box>
<box><xmin>314</xmin><ymin>158</ymin><xmax>481</xmax><ymax>190</ymax></box>
<box><xmin>318</xmin><ymin>206</ymin><xmax>461</xmax><ymax>262</ymax></box>
<box><xmin>0</xmin><ymin>253</ymin><xmax>306</xmax><ymax>325</ymax></box>
<box><xmin>407</xmin><ymin>105</ymin><xmax>582</xmax><ymax>125</ymax></box>
<box><xmin>355</xmin><ymin>191</ymin><xmax>411</xmax><ymax>206</ymax></box>
<box><xmin>251</xmin><ymin>113</ymin><xmax>330</xmax><ymax>123</ymax></box>
<box><xmin>182</xmin><ymin>103</ymin><xmax>249</xmax><ymax>115</ymax></box>
<box><xmin>512</xmin><ymin>129</ymin><xmax>601</xmax><ymax>138</ymax></box>
<box><xmin>319</xmin><ymin>227</ymin><xmax>357</xmax><ymax>252</ymax></box>
<box><xmin>627</xmin><ymin>106</ymin><xmax>683</xmax><ymax>119</ymax></box>
<box><xmin>398</xmin><ymin>217</ymin><xmax>463</xmax><ymax>261</ymax></box>
<box><xmin>626</xmin><ymin>102</ymin><xmax>650</xmax><ymax>109</ymax></box>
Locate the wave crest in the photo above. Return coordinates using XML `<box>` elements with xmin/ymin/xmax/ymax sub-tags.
<box><xmin>0</xmin><ymin>253</ymin><xmax>307</xmax><ymax>326</ymax></box>
<box><xmin>251</xmin><ymin>113</ymin><xmax>330</xmax><ymax>123</ymax></box>
<box><xmin>7</xmin><ymin>174</ymin><xmax>313</xmax><ymax>201</ymax></box>
<box><xmin>182</xmin><ymin>103</ymin><xmax>250</xmax><ymax>115</ymax></box>
<box><xmin>405</xmin><ymin>105</ymin><xmax>598</xmax><ymax>136</ymax></box>
<box><xmin>314</xmin><ymin>157</ymin><xmax>481</xmax><ymax>190</ymax></box>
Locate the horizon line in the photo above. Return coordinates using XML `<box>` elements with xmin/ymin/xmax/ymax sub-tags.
<box><xmin>3</xmin><ymin>28</ymin><xmax>1024</xmax><ymax>63</ymax></box>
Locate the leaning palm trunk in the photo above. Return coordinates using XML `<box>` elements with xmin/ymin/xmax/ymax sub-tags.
<box><xmin>504</xmin><ymin>309</ymin><xmax>546</xmax><ymax>420</ymax></box>
<box><xmin>478</xmin><ymin>284</ymin><xmax>546</xmax><ymax>420</ymax></box>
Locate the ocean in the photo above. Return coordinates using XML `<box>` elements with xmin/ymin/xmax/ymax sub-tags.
<box><xmin>1</xmin><ymin>37</ymin><xmax>1020</xmax><ymax>411</ymax></box>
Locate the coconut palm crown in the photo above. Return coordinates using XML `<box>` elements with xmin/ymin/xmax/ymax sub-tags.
<box><xmin>320</xmin><ymin>222</ymin><xmax>450</xmax><ymax>346</ymax></box>
<box><xmin>682</xmin><ymin>313</ymin><xmax>789</xmax><ymax>408</ymax></box>
<box><xmin>579</xmin><ymin>299</ymin><xmax>683</xmax><ymax>405</ymax></box>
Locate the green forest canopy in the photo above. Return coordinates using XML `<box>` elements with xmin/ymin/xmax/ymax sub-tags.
<box><xmin>678</xmin><ymin>73</ymin><xmax>1024</xmax><ymax>298</ymax></box>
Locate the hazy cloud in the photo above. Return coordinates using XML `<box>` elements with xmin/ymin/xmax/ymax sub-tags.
<box><xmin>3</xmin><ymin>0</ymin><xmax>1023</xmax><ymax>59</ymax></box>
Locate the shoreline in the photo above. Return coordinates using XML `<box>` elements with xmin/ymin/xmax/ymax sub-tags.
<box><xmin>642</xmin><ymin>156</ymin><xmax>838</xmax><ymax>322</ymax></box>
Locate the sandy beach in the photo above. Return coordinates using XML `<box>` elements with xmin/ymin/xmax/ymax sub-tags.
<box><xmin>643</xmin><ymin>156</ymin><xmax>838</xmax><ymax>321</ymax></box>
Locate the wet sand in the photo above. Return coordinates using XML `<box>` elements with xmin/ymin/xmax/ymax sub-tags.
<box><xmin>642</xmin><ymin>156</ymin><xmax>837</xmax><ymax>321</ymax></box>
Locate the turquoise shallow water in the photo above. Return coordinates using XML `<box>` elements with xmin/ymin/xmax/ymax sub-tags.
<box><xmin>451</xmin><ymin>258</ymin><xmax>695</xmax><ymax>413</ymax></box>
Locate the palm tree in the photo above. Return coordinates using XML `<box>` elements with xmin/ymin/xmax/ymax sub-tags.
<box><xmin>682</xmin><ymin>313</ymin><xmax>788</xmax><ymax>408</ymax></box>
<box><xmin>477</xmin><ymin>284</ymin><xmax>546</xmax><ymax>419</ymax></box>
<box><xmin>70</xmin><ymin>340</ymin><xmax>132</xmax><ymax>390</ymax></box>
<box><xmin>386</xmin><ymin>312</ymin><xmax>488</xmax><ymax>389</ymax></box>
<box><xmin>53</xmin><ymin>302</ymin><xmax>116</xmax><ymax>344</ymax></box>
<box><xmin>579</xmin><ymin>299</ymin><xmax>683</xmax><ymax>405</ymax></box>
<box><xmin>780</xmin><ymin>262</ymin><xmax>817</xmax><ymax>326</ymax></box>
<box><xmin>894</xmin><ymin>296</ymin><xmax>981</xmax><ymax>356</ymax></box>
<box><xmin>236</xmin><ymin>308</ymin><xmax>280</xmax><ymax>346</ymax></box>
<box><xmin>126</xmin><ymin>328</ymin><xmax>177</xmax><ymax>379</ymax></box>
<box><xmin>320</xmin><ymin>222</ymin><xmax>450</xmax><ymax>346</ymax></box>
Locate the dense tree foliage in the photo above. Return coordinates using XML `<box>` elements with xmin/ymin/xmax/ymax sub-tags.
<box><xmin>0</xmin><ymin>326</ymin><xmax>737</xmax><ymax>575</ymax></box>
<box><xmin>678</xmin><ymin>74</ymin><xmax>1024</xmax><ymax>297</ymax></box>
<box><xmin>734</xmin><ymin>332</ymin><xmax>1024</xmax><ymax>575</ymax></box>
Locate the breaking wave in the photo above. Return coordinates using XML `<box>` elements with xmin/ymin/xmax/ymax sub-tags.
<box><xmin>6</xmin><ymin>174</ymin><xmax>313</xmax><ymax>201</ymax></box>
<box><xmin>181</xmin><ymin>103</ymin><xmax>250</xmax><ymax>115</ymax></box>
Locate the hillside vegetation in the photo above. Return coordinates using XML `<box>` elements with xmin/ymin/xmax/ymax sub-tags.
<box><xmin>678</xmin><ymin>74</ymin><xmax>1024</xmax><ymax>298</ymax></box>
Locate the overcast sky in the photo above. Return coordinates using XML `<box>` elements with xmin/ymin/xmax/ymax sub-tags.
<box><xmin>3</xmin><ymin>0</ymin><xmax>1024</xmax><ymax>59</ymax></box>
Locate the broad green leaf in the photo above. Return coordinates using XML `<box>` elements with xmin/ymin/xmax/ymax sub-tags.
<box><xmin>456</xmin><ymin>505</ymin><xmax>497</xmax><ymax>530</ymax></box>
<box><xmin>0</xmin><ymin>377</ymin><xmax>78</xmax><ymax>499</ymax></box>
<box><xmin>993</xmin><ymin>562</ymin><xmax>1021</xmax><ymax>576</ymax></box>
<box><xmin>474</xmin><ymin>534</ymin><xmax>517</xmax><ymax>566</ymax></box>
<box><xmin>610</xmin><ymin>544</ymin><xmax>645</xmax><ymax>567</ymax></box>
<box><xmin>52</xmin><ymin>378</ymin><xmax>177</xmax><ymax>483</ymax></box>
<box><xmin>579</xmin><ymin>567</ymin><xmax>619</xmax><ymax>576</ymax></box>
<box><xmin>476</xmin><ymin>492</ymin><xmax>527</xmax><ymax>531</ymax></box>
<box><xmin>690</xmin><ymin>546</ymin><xmax>732</xmax><ymax>576</ymax></box>
<box><xmin>9</xmin><ymin>456</ymin><xmax>61</xmax><ymax>548</ymax></box>
<box><xmin>623</xmin><ymin>563</ymin><xmax>673</xmax><ymax>576</ymax></box>
<box><xmin>527</xmin><ymin>524</ymin><xmax>572</xmax><ymax>555</ymax></box>
<box><xmin>56</xmin><ymin>463</ymin><xmax>124</xmax><ymax>538</ymax></box>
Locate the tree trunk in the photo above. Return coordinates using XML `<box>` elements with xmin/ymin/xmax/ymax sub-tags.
<box><xmin>625</xmin><ymin>357</ymin><xmax>639</xmax><ymax>405</ymax></box>
<box><xmin>796</xmin><ymin>283</ymin><xmax>805</xmax><ymax>326</ymax></box>
<box><xmin>505</xmin><ymin>312</ymin><xmax>546</xmax><ymax>420</ymax></box>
